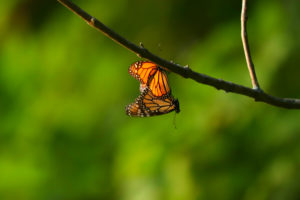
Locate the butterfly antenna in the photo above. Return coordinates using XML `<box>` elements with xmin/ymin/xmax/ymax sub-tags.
<box><xmin>158</xmin><ymin>43</ymin><xmax>162</xmax><ymax>53</ymax></box>
<box><xmin>173</xmin><ymin>112</ymin><xmax>178</xmax><ymax>130</ymax></box>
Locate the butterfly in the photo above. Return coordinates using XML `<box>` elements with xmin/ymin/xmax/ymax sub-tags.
<box><xmin>126</xmin><ymin>87</ymin><xmax>180</xmax><ymax>117</ymax></box>
<box><xmin>129</xmin><ymin>61</ymin><xmax>170</xmax><ymax>97</ymax></box>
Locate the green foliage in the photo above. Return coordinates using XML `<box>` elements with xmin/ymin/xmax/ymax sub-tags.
<box><xmin>0</xmin><ymin>0</ymin><xmax>300</xmax><ymax>199</ymax></box>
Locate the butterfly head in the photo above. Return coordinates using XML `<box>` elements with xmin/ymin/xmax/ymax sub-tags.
<box><xmin>174</xmin><ymin>99</ymin><xmax>180</xmax><ymax>113</ymax></box>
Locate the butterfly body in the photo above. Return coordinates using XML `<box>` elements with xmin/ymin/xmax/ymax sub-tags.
<box><xmin>126</xmin><ymin>87</ymin><xmax>180</xmax><ymax>117</ymax></box>
<box><xmin>129</xmin><ymin>61</ymin><xmax>170</xmax><ymax>98</ymax></box>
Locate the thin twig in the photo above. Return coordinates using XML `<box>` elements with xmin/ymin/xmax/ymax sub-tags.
<box><xmin>241</xmin><ymin>0</ymin><xmax>260</xmax><ymax>90</ymax></box>
<box><xmin>57</xmin><ymin>0</ymin><xmax>300</xmax><ymax>109</ymax></box>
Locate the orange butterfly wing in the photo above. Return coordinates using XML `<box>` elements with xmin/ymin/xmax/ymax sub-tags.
<box><xmin>126</xmin><ymin>87</ymin><xmax>179</xmax><ymax>117</ymax></box>
<box><xmin>149</xmin><ymin>70</ymin><xmax>170</xmax><ymax>97</ymax></box>
<box><xmin>129</xmin><ymin>61</ymin><xmax>171</xmax><ymax>97</ymax></box>
<box><xmin>128</xmin><ymin>61</ymin><xmax>158</xmax><ymax>85</ymax></box>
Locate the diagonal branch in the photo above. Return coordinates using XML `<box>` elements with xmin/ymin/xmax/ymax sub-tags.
<box><xmin>57</xmin><ymin>0</ymin><xmax>300</xmax><ymax>109</ymax></box>
<box><xmin>241</xmin><ymin>0</ymin><xmax>260</xmax><ymax>90</ymax></box>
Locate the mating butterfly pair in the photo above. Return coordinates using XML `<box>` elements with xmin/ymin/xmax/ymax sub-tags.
<box><xmin>126</xmin><ymin>61</ymin><xmax>180</xmax><ymax>117</ymax></box>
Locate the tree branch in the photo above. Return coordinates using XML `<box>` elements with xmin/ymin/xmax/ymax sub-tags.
<box><xmin>241</xmin><ymin>0</ymin><xmax>260</xmax><ymax>90</ymax></box>
<box><xmin>57</xmin><ymin>0</ymin><xmax>300</xmax><ymax>109</ymax></box>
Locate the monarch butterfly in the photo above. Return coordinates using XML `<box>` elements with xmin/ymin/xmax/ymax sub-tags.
<box><xmin>129</xmin><ymin>61</ymin><xmax>170</xmax><ymax>97</ymax></box>
<box><xmin>126</xmin><ymin>87</ymin><xmax>180</xmax><ymax>117</ymax></box>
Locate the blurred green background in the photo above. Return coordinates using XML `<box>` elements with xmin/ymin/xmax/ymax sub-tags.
<box><xmin>1</xmin><ymin>0</ymin><xmax>300</xmax><ymax>199</ymax></box>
